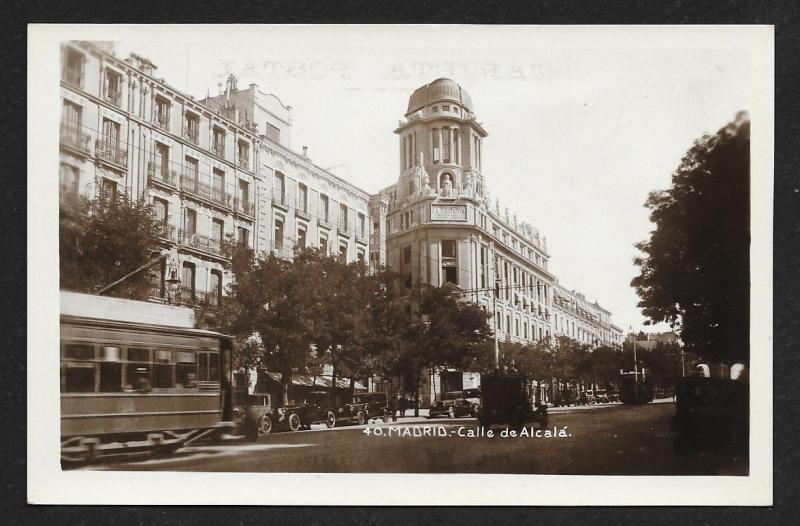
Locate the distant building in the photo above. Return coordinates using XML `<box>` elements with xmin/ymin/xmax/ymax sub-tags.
<box><xmin>552</xmin><ymin>284</ymin><xmax>622</xmax><ymax>348</ymax></box>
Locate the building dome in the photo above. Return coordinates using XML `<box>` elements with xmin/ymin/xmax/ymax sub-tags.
<box><xmin>406</xmin><ymin>78</ymin><xmax>474</xmax><ymax>115</ymax></box>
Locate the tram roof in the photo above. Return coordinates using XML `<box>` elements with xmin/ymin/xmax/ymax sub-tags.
<box><xmin>60</xmin><ymin>291</ymin><xmax>198</xmax><ymax>329</ymax></box>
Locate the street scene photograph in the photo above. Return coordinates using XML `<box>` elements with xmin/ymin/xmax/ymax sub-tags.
<box><xmin>27</xmin><ymin>24</ymin><xmax>773</xmax><ymax>505</ymax></box>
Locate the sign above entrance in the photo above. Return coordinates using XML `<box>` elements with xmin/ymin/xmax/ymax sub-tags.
<box><xmin>431</xmin><ymin>204</ymin><xmax>468</xmax><ymax>222</ymax></box>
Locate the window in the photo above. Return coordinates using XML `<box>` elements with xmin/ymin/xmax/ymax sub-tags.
<box><xmin>274</xmin><ymin>216</ymin><xmax>284</xmax><ymax>251</ymax></box>
<box><xmin>320</xmin><ymin>194</ymin><xmax>330</xmax><ymax>222</ymax></box>
<box><xmin>442</xmin><ymin>128</ymin><xmax>451</xmax><ymax>163</ymax></box>
<box><xmin>238</xmin><ymin>179</ymin><xmax>251</xmax><ymax>213</ymax></box>
<box><xmin>265</xmin><ymin>122</ymin><xmax>281</xmax><ymax>143</ymax></box>
<box><xmin>184</xmin><ymin>209</ymin><xmax>197</xmax><ymax>237</ymax></box>
<box><xmin>339</xmin><ymin>203</ymin><xmax>348</xmax><ymax>231</ymax></box>
<box><xmin>61</xmin><ymin>344</ymin><xmax>95</xmax><ymax>393</ymax></box>
<box><xmin>212</xmin><ymin>168</ymin><xmax>225</xmax><ymax>204</ymax></box>
<box><xmin>297</xmin><ymin>225</ymin><xmax>307</xmax><ymax>249</ymax></box>
<box><xmin>506</xmin><ymin>315</ymin><xmax>511</xmax><ymax>333</ymax></box>
<box><xmin>441</xmin><ymin>240</ymin><xmax>458</xmax><ymax>286</ymax></box>
<box><xmin>60</xmin><ymin>163</ymin><xmax>79</xmax><ymax>194</ymax></box>
<box><xmin>181</xmin><ymin>262</ymin><xmax>195</xmax><ymax>301</ymax></box>
<box><xmin>104</xmin><ymin>68</ymin><xmax>122</xmax><ymax>106</ymax></box>
<box><xmin>358</xmin><ymin>213</ymin><xmax>366</xmax><ymax>238</ymax></box>
<box><xmin>101</xmin><ymin>118</ymin><xmax>120</xmax><ymax>148</ymax></box>
<box><xmin>237</xmin><ymin>140</ymin><xmax>249</xmax><ymax>168</ymax></box>
<box><xmin>184</xmin><ymin>112</ymin><xmax>199</xmax><ymax>143</ymax></box>
<box><xmin>298</xmin><ymin>183</ymin><xmax>308</xmax><ymax>213</ymax></box>
<box><xmin>175</xmin><ymin>351</ymin><xmax>198</xmax><ymax>388</ymax></box>
<box><xmin>153</xmin><ymin>198</ymin><xmax>168</xmax><ymax>232</ymax></box>
<box><xmin>155</xmin><ymin>97</ymin><xmax>170</xmax><ymax>130</ymax></box>
<box><xmin>62</xmin><ymin>47</ymin><xmax>84</xmax><ymax>87</ymax></box>
<box><xmin>357</xmin><ymin>249</ymin><xmax>365</xmax><ymax>265</ymax></box>
<box><xmin>432</xmin><ymin>128</ymin><xmax>440</xmax><ymax>162</ymax></box>
<box><xmin>198</xmin><ymin>352</ymin><xmax>219</xmax><ymax>382</ymax></box>
<box><xmin>274</xmin><ymin>172</ymin><xmax>286</xmax><ymax>205</ymax></box>
<box><xmin>61</xmin><ymin>100</ymin><xmax>82</xmax><ymax>133</ymax></box>
<box><xmin>209</xmin><ymin>270</ymin><xmax>222</xmax><ymax>307</ymax></box>
<box><xmin>238</xmin><ymin>226</ymin><xmax>250</xmax><ymax>247</ymax></box>
<box><xmin>126</xmin><ymin>348</ymin><xmax>151</xmax><ymax>391</ymax></box>
<box><xmin>401</xmin><ymin>245</ymin><xmax>412</xmax><ymax>289</ymax></box>
<box><xmin>319</xmin><ymin>234</ymin><xmax>328</xmax><ymax>255</ymax></box>
<box><xmin>339</xmin><ymin>241</ymin><xmax>348</xmax><ymax>260</ymax></box>
<box><xmin>211</xmin><ymin>218</ymin><xmax>224</xmax><ymax>247</ymax></box>
<box><xmin>212</xmin><ymin>126</ymin><xmax>225</xmax><ymax>157</ymax></box>
<box><xmin>154</xmin><ymin>142</ymin><xmax>169</xmax><ymax>178</ymax></box>
<box><xmin>101</xmin><ymin>178</ymin><xmax>117</xmax><ymax>201</ymax></box>
<box><xmin>153</xmin><ymin>350</ymin><xmax>174</xmax><ymax>388</ymax></box>
<box><xmin>184</xmin><ymin>156</ymin><xmax>199</xmax><ymax>181</ymax></box>
<box><xmin>480</xmin><ymin>245</ymin><xmax>488</xmax><ymax>289</ymax></box>
<box><xmin>99</xmin><ymin>346</ymin><xmax>122</xmax><ymax>392</ymax></box>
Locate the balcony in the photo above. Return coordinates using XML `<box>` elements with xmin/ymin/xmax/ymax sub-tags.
<box><xmin>184</xmin><ymin>127</ymin><xmax>199</xmax><ymax>145</ymax></box>
<box><xmin>236</xmin><ymin>155</ymin><xmax>250</xmax><ymax>170</ymax></box>
<box><xmin>272</xmin><ymin>188</ymin><xmax>289</xmax><ymax>210</ymax></box>
<box><xmin>62</xmin><ymin>68</ymin><xmax>82</xmax><ymax>88</ymax></box>
<box><xmin>157</xmin><ymin>223</ymin><xmax>177</xmax><ymax>243</ymax></box>
<box><xmin>180</xmin><ymin>175</ymin><xmax>233</xmax><ymax>209</ymax></box>
<box><xmin>234</xmin><ymin>195</ymin><xmax>256</xmax><ymax>217</ymax></box>
<box><xmin>103</xmin><ymin>88</ymin><xmax>121</xmax><ymax>107</ymax></box>
<box><xmin>176</xmin><ymin>285</ymin><xmax>196</xmax><ymax>305</ymax></box>
<box><xmin>95</xmin><ymin>140</ymin><xmax>128</xmax><ymax>168</ymax></box>
<box><xmin>59</xmin><ymin>123</ymin><xmax>91</xmax><ymax>155</ymax></box>
<box><xmin>147</xmin><ymin>162</ymin><xmax>178</xmax><ymax>188</ymax></box>
<box><xmin>154</xmin><ymin>115</ymin><xmax>170</xmax><ymax>132</ymax></box>
<box><xmin>178</xmin><ymin>229</ymin><xmax>223</xmax><ymax>256</ymax></box>
<box><xmin>212</xmin><ymin>142</ymin><xmax>225</xmax><ymax>158</ymax></box>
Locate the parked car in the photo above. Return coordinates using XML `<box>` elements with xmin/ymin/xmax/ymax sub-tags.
<box><xmin>348</xmin><ymin>392</ymin><xmax>390</xmax><ymax>425</ymax></box>
<box><xmin>477</xmin><ymin>374</ymin><xmax>548</xmax><ymax>431</ymax></box>
<box><xmin>428</xmin><ymin>390</ymin><xmax>474</xmax><ymax>418</ymax></box>
<box><xmin>609</xmin><ymin>389</ymin><xmax>621</xmax><ymax>403</ymax></box>
<box><xmin>553</xmin><ymin>389</ymin><xmax>578</xmax><ymax>407</ymax></box>
<box><xmin>233</xmin><ymin>391</ymin><xmax>304</xmax><ymax>440</ymax></box>
<box><xmin>462</xmin><ymin>387</ymin><xmax>481</xmax><ymax>416</ymax></box>
<box><xmin>594</xmin><ymin>389</ymin><xmax>610</xmax><ymax>404</ymax></box>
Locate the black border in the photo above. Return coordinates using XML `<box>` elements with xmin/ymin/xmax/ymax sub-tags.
<box><xmin>4</xmin><ymin>0</ymin><xmax>799</xmax><ymax>523</ymax></box>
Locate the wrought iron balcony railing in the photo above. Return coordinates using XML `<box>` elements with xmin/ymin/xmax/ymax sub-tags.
<box><xmin>179</xmin><ymin>175</ymin><xmax>233</xmax><ymax>209</ymax></box>
<box><xmin>103</xmin><ymin>88</ymin><xmax>121</xmax><ymax>106</ymax></box>
<box><xmin>236</xmin><ymin>155</ymin><xmax>249</xmax><ymax>170</ymax></box>
<box><xmin>62</xmin><ymin>68</ymin><xmax>82</xmax><ymax>88</ymax></box>
<box><xmin>272</xmin><ymin>188</ymin><xmax>289</xmax><ymax>208</ymax></box>
<box><xmin>212</xmin><ymin>142</ymin><xmax>225</xmax><ymax>157</ymax></box>
<box><xmin>234</xmin><ymin>195</ymin><xmax>256</xmax><ymax>216</ymax></box>
<box><xmin>154</xmin><ymin>115</ymin><xmax>170</xmax><ymax>131</ymax></box>
<box><xmin>184</xmin><ymin>127</ymin><xmax>199</xmax><ymax>144</ymax></box>
<box><xmin>147</xmin><ymin>162</ymin><xmax>178</xmax><ymax>187</ymax></box>
<box><xmin>59</xmin><ymin>123</ymin><xmax>91</xmax><ymax>154</ymax></box>
<box><xmin>178</xmin><ymin>229</ymin><xmax>223</xmax><ymax>256</ymax></box>
<box><xmin>95</xmin><ymin>139</ymin><xmax>128</xmax><ymax>168</ymax></box>
<box><xmin>158</xmin><ymin>223</ymin><xmax>177</xmax><ymax>243</ymax></box>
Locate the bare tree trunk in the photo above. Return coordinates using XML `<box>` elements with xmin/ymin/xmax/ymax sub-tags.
<box><xmin>414</xmin><ymin>362</ymin><xmax>420</xmax><ymax>417</ymax></box>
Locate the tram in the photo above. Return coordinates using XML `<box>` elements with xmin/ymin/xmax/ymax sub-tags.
<box><xmin>60</xmin><ymin>291</ymin><xmax>233</xmax><ymax>463</ymax></box>
<box><xmin>619</xmin><ymin>368</ymin><xmax>653</xmax><ymax>404</ymax></box>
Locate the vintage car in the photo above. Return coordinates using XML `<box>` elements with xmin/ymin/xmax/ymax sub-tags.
<box><xmin>477</xmin><ymin>374</ymin><xmax>548</xmax><ymax>431</ymax></box>
<box><xmin>462</xmin><ymin>387</ymin><xmax>481</xmax><ymax>416</ymax></box>
<box><xmin>669</xmin><ymin>375</ymin><xmax>748</xmax><ymax>456</ymax></box>
<box><xmin>428</xmin><ymin>390</ymin><xmax>475</xmax><ymax>418</ymax></box>
<box><xmin>323</xmin><ymin>392</ymin><xmax>391</xmax><ymax>427</ymax></box>
<box><xmin>552</xmin><ymin>388</ymin><xmax>578</xmax><ymax>407</ymax></box>
<box><xmin>593</xmin><ymin>389</ymin><xmax>610</xmax><ymax>404</ymax></box>
<box><xmin>232</xmin><ymin>391</ymin><xmax>305</xmax><ymax>440</ymax></box>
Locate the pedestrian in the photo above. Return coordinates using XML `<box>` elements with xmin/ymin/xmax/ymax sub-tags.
<box><xmin>399</xmin><ymin>393</ymin><xmax>408</xmax><ymax>418</ymax></box>
<box><xmin>390</xmin><ymin>393</ymin><xmax>400</xmax><ymax>422</ymax></box>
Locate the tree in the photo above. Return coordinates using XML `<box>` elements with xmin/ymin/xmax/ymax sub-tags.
<box><xmin>60</xmin><ymin>192</ymin><xmax>165</xmax><ymax>299</ymax></box>
<box><xmin>632</xmin><ymin>112</ymin><xmax>750</xmax><ymax>369</ymax></box>
<box><xmin>219</xmin><ymin>244</ymin><xmax>322</xmax><ymax>405</ymax></box>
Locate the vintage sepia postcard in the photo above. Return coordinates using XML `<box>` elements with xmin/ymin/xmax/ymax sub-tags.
<box><xmin>27</xmin><ymin>24</ymin><xmax>773</xmax><ymax>505</ymax></box>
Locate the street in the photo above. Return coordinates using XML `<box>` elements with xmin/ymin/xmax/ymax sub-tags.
<box><xmin>85</xmin><ymin>402</ymin><xmax>747</xmax><ymax>475</ymax></box>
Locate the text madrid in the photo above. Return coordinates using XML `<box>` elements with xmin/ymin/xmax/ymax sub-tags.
<box><xmin>363</xmin><ymin>425</ymin><xmax>572</xmax><ymax>439</ymax></box>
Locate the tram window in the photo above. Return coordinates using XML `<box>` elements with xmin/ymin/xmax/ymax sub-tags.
<box><xmin>99</xmin><ymin>346</ymin><xmax>122</xmax><ymax>392</ymax></box>
<box><xmin>63</xmin><ymin>344</ymin><xmax>94</xmax><ymax>361</ymax></box>
<box><xmin>209</xmin><ymin>353</ymin><xmax>219</xmax><ymax>381</ymax></box>
<box><xmin>199</xmin><ymin>353</ymin><xmax>208</xmax><ymax>381</ymax></box>
<box><xmin>153</xmin><ymin>349</ymin><xmax>175</xmax><ymax>388</ymax></box>
<box><xmin>126</xmin><ymin>347</ymin><xmax>152</xmax><ymax>391</ymax></box>
<box><xmin>175</xmin><ymin>351</ymin><xmax>198</xmax><ymax>388</ymax></box>
<box><xmin>62</xmin><ymin>363</ymin><xmax>95</xmax><ymax>393</ymax></box>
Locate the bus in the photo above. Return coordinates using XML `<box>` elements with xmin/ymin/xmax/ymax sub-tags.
<box><xmin>59</xmin><ymin>291</ymin><xmax>233</xmax><ymax>463</ymax></box>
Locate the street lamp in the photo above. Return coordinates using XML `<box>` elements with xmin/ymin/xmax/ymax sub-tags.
<box><xmin>165</xmin><ymin>270</ymin><xmax>181</xmax><ymax>304</ymax></box>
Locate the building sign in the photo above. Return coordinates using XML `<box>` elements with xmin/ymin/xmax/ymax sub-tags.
<box><xmin>431</xmin><ymin>204</ymin><xmax>467</xmax><ymax>222</ymax></box>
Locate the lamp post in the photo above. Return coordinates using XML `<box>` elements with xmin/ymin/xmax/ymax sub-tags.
<box><xmin>165</xmin><ymin>269</ymin><xmax>181</xmax><ymax>304</ymax></box>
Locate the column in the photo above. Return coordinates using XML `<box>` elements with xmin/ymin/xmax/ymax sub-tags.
<box><xmin>438</xmin><ymin>128</ymin><xmax>444</xmax><ymax>162</ymax></box>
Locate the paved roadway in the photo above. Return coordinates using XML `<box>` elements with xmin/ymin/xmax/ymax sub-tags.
<box><xmin>86</xmin><ymin>402</ymin><xmax>747</xmax><ymax>475</ymax></box>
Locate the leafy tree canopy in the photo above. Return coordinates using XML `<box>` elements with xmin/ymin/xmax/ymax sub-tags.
<box><xmin>632</xmin><ymin>112</ymin><xmax>750</xmax><ymax>365</ymax></box>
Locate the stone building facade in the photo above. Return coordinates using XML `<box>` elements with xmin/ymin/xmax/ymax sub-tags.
<box><xmin>59</xmin><ymin>41</ymin><xmax>371</xmax><ymax>309</ymax></box>
<box><xmin>552</xmin><ymin>284</ymin><xmax>624</xmax><ymax>348</ymax></box>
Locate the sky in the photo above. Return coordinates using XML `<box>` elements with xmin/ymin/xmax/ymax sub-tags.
<box><xmin>115</xmin><ymin>26</ymin><xmax>755</xmax><ymax>334</ymax></box>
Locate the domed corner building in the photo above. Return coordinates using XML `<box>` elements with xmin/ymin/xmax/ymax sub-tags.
<box><xmin>368</xmin><ymin>78</ymin><xmax>558</xmax><ymax>407</ymax></box>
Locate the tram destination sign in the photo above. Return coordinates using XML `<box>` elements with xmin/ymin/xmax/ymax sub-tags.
<box><xmin>431</xmin><ymin>204</ymin><xmax>468</xmax><ymax>222</ymax></box>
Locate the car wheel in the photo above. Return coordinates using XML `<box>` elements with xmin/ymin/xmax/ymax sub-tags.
<box><xmin>288</xmin><ymin>413</ymin><xmax>302</xmax><ymax>432</ymax></box>
<box><xmin>326</xmin><ymin>410</ymin><xmax>337</xmax><ymax>428</ymax></box>
<box><xmin>471</xmin><ymin>404</ymin><xmax>480</xmax><ymax>417</ymax></box>
<box><xmin>356</xmin><ymin>411</ymin><xmax>367</xmax><ymax>426</ymax></box>
<box><xmin>258</xmin><ymin>414</ymin><xmax>273</xmax><ymax>435</ymax></box>
<box><xmin>448</xmin><ymin>406</ymin><xmax>456</xmax><ymax>418</ymax></box>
